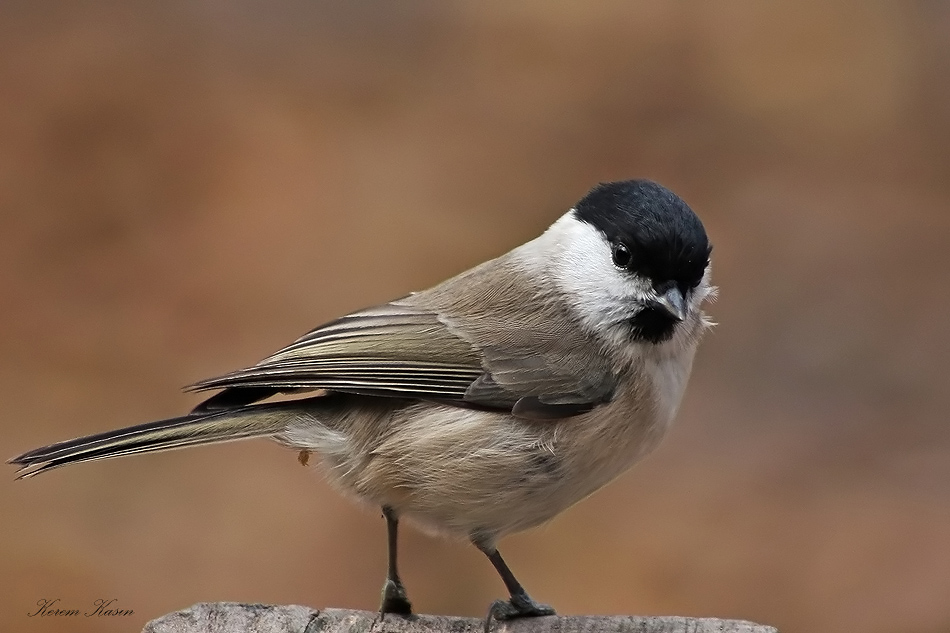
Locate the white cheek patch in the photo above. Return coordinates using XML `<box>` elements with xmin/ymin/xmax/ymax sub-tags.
<box><xmin>515</xmin><ymin>213</ymin><xmax>649</xmax><ymax>335</ymax></box>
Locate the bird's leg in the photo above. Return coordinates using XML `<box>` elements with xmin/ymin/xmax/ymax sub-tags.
<box><xmin>379</xmin><ymin>506</ymin><xmax>413</xmax><ymax>616</ymax></box>
<box><xmin>473</xmin><ymin>539</ymin><xmax>555</xmax><ymax>626</ymax></box>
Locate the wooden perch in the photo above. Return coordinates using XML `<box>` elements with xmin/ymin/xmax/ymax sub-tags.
<box><xmin>143</xmin><ymin>602</ymin><xmax>778</xmax><ymax>633</ymax></box>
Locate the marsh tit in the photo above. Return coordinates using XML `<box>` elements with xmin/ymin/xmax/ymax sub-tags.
<box><xmin>11</xmin><ymin>180</ymin><xmax>714</xmax><ymax>622</ymax></box>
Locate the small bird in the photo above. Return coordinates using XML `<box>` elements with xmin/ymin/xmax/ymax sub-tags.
<box><xmin>11</xmin><ymin>180</ymin><xmax>714</xmax><ymax>622</ymax></box>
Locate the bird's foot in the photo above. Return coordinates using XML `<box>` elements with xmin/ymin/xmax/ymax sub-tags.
<box><xmin>484</xmin><ymin>593</ymin><xmax>555</xmax><ymax>631</ymax></box>
<box><xmin>379</xmin><ymin>578</ymin><xmax>413</xmax><ymax>617</ymax></box>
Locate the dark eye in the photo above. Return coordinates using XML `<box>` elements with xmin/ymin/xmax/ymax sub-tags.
<box><xmin>611</xmin><ymin>243</ymin><xmax>632</xmax><ymax>269</ymax></box>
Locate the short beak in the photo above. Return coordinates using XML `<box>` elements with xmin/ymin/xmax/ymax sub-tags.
<box><xmin>653</xmin><ymin>287</ymin><xmax>687</xmax><ymax>322</ymax></box>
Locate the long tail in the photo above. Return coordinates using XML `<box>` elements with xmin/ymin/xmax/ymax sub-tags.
<box><xmin>9</xmin><ymin>404</ymin><xmax>292</xmax><ymax>479</ymax></box>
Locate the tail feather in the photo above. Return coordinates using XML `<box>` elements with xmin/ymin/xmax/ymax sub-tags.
<box><xmin>9</xmin><ymin>404</ymin><xmax>290</xmax><ymax>479</ymax></box>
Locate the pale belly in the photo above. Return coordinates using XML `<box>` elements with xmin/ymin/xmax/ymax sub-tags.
<box><xmin>279</xmin><ymin>363</ymin><xmax>687</xmax><ymax>546</ymax></box>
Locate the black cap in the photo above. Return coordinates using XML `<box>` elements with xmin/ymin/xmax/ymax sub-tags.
<box><xmin>573</xmin><ymin>180</ymin><xmax>710</xmax><ymax>291</ymax></box>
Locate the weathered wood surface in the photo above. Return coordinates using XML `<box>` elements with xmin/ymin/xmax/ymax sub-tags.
<box><xmin>143</xmin><ymin>603</ymin><xmax>778</xmax><ymax>633</ymax></box>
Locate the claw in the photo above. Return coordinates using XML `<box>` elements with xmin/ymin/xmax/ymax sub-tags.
<box><xmin>379</xmin><ymin>578</ymin><xmax>413</xmax><ymax>617</ymax></box>
<box><xmin>484</xmin><ymin>593</ymin><xmax>555</xmax><ymax>632</ymax></box>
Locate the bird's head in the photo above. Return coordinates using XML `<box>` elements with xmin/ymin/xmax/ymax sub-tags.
<box><xmin>539</xmin><ymin>180</ymin><xmax>714</xmax><ymax>349</ymax></box>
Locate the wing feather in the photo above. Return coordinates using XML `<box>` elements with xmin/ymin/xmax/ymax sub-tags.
<box><xmin>189</xmin><ymin>303</ymin><xmax>485</xmax><ymax>402</ymax></box>
<box><xmin>189</xmin><ymin>252</ymin><xmax>619</xmax><ymax>418</ymax></box>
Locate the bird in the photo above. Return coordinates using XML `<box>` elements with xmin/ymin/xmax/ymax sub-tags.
<box><xmin>10</xmin><ymin>179</ymin><xmax>715</xmax><ymax>623</ymax></box>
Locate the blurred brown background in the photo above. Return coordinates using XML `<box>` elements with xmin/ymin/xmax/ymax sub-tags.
<box><xmin>2</xmin><ymin>2</ymin><xmax>949</xmax><ymax>633</ymax></box>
